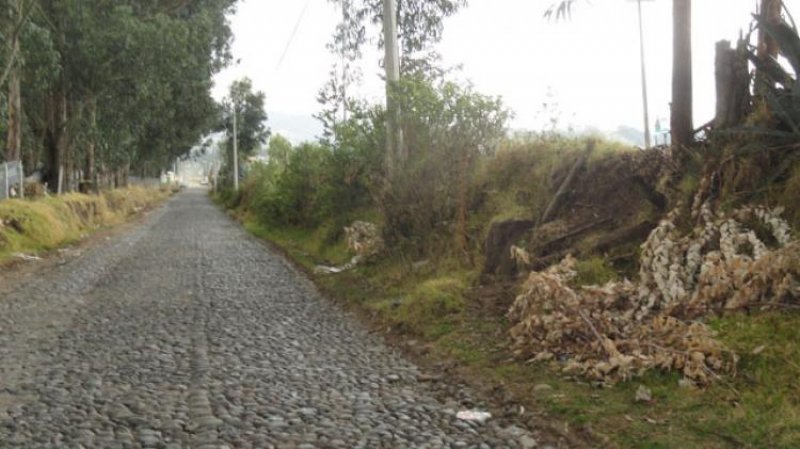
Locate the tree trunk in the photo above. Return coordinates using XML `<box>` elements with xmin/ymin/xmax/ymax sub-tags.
<box><xmin>5</xmin><ymin>64</ymin><xmax>22</xmax><ymax>162</ymax></box>
<box><xmin>121</xmin><ymin>162</ymin><xmax>130</xmax><ymax>187</ymax></box>
<box><xmin>82</xmin><ymin>95</ymin><xmax>97</xmax><ymax>193</ymax></box>
<box><xmin>671</xmin><ymin>0</ymin><xmax>693</xmax><ymax>150</ymax></box>
<box><xmin>0</xmin><ymin>0</ymin><xmax>28</xmax><ymax>90</ymax></box>
<box><xmin>5</xmin><ymin>5</ymin><xmax>22</xmax><ymax>163</ymax></box>
<box><xmin>383</xmin><ymin>0</ymin><xmax>404</xmax><ymax>182</ymax></box>
<box><xmin>44</xmin><ymin>86</ymin><xmax>68</xmax><ymax>193</ymax></box>
<box><xmin>455</xmin><ymin>151</ymin><xmax>472</xmax><ymax>264</ymax></box>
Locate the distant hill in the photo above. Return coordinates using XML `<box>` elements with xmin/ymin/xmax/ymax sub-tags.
<box><xmin>269</xmin><ymin>112</ymin><xmax>323</xmax><ymax>144</ymax></box>
<box><xmin>612</xmin><ymin>125</ymin><xmax>645</xmax><ymax>147</ymax></box>
<box><xmin>510</xmin><ymin>125</ymin><xmax>647</xmax><ymax>148</ymax></box>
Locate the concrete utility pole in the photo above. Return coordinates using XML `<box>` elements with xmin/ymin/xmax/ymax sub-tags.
<box><xmin>383</xmin><ymin>0</ymin><xmax>403</xmax><ymax>178</ymax></box>
<box><xmin>341</xmin><ymin>0</ymin><xmax>349</xmax><ymax>123</ymax></box>
<box><xmin>633</xmin><ymin>0</ymin><xmax>653</xmax><ymax>149</ymax></box>
<box><xmin>232</xmin><ymin>103</ymin><xmax>239</xmax><ymax>191</ymax></box>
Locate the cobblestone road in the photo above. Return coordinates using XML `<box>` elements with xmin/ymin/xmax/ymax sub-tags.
<box><xmin>0</xmin><ymin>190</ymin><xmax>545</xmax><ymax>448</ymax></box>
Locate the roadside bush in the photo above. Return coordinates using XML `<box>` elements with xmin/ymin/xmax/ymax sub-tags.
<box><xmin>231</xmin><ymin>101</ymin><xmax>384</xmax><ymax>232</ymax></box>
<box><xmin>269</xmin><ymin>142</ymin><xmax>333</xmax><ymax>226</ymax></box>
<box><xmin>383</xmin><ymin>74</ymin><xmax>510</xmax><ymax>258</ymax></box>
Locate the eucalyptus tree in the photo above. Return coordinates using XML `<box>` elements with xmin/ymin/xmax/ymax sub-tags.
<box><xmin>1</xmin><ymin>0</ymin><xmax>38</xmax><ymax>162</ymax></box>
<box><xmin>317</xmin><ymin>0</ymin><xmax>467</xmax><ymax>191</ymax></box>
<box><xmin>329</xmin><ymin>0</ymin><xmax>466</xmax><ymax>56</ymax></box>
<box><xmin>20</xmin><ymin>0</ymin><xmax>238</xmax><ymax>189</ymax></box>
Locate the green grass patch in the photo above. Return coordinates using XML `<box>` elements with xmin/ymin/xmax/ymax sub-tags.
<box><xmin>572</xmin><ymin>256</ymin><xmax>619</xmax><ymax>287</ymax></box>
<box><xmin>243</xmin><ymin>218</ymin><xmax>350</xmax><ymax>271</ymax></box>
<box><xmin>386</xmin><ymin>276</ymin><xmax>467</xmax><ymax>338</ymax></box>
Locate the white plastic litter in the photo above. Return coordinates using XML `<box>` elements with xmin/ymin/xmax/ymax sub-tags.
<box><xmin>456</xmin><ymin>410</ymin><xmax>492</xmax><ymax>422</ymax></box>
<box><xmin>313</xmin><ymin>256</ymin><xmax>362</xmax><ymax>275</ymax></box>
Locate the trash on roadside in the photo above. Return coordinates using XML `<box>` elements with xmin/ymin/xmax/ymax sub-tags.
<box><xmin>12</xmin><ymin>253</ymin><xmax>42</xmax><ymax>261</ymax></box>
<box><xmin>635</xmin><ymin>385</ymin><xmax>652</xmax><ymax>403</ymax></box>
<box><xmin>456</xmin><ymin>409</ymin><xmax>492</xmax><ymax>422</ymax></box>
<box><xmin>313</xmin><ymin>256</ymin><xmax>362</xmax><ymax>275</ymax></box>
<box><xmin>751</xmin><ymin>345</ymin><xmax>767</xmax><ymax>355</ymax></box>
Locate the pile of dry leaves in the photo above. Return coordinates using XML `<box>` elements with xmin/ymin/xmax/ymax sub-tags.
<box><xmin>508</xmin><ymin>203</ymin><xmax>799</xmax><ymax>386</ymax></box>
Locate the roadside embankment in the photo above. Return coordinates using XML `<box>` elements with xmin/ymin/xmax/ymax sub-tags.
<box><xmin>0</xmin><ymin>186</ymin><xmax>174</xmax><ymax>263</ymax></box>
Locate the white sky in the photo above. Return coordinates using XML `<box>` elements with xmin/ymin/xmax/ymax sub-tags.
<box><xmin>213</xmin><ymin>0</ymin><xmax>800</xmax><ymax>140</ymax></box>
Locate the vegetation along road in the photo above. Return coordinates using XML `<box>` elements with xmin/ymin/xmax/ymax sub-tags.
<box><xmin>0</xmin><ymin>190</ymin><xmax>548</xmax><ymax>449</ymax></box>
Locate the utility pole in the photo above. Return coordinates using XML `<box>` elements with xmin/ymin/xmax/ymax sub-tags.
<box><xmin>232</xmin><ymin>102</ymin><xmax>239</xmax><ymax>190</ymax></box>
<box><xmin>383</xmin><ymin>0</ymin><xmax>403</xmax><ymax>179</ymax></box>
<box><xmin>341</xmin><ymin>0</ymin><xmax>349</xmax><ymax>123</ymax></box>
<box><xmin>633</xmin><ymin>0</ymin><xmax>653</xmax><ymax>149</ymax></box>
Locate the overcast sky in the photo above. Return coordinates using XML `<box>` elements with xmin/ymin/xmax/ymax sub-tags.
<box><xmin>212</xmin><ymin>0</ymin><xmax>800</xmax><ymax>142</ymax></box>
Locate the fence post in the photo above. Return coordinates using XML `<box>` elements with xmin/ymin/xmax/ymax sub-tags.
<box><xmin>18</xmin><ymin>162</ymin><xmax>24</xmax><ymax>199</ymax></box>
<box><xmin>3</xmin><ymin>163</ymin><xmax>8</xmax><ymax>200</ymax></box>
<box><xmin>57</xmin><ymin>165</ymin><xmax>64</xmax><ymax>195</ymax></box>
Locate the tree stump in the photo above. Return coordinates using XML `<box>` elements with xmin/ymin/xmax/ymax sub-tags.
<box><xmin>483</xmin><ymin>220</ymin><xmax>536</xmax><ymax>277</ymax></box>
<box><xmin>715</xmin><ymin>39</ymin><xmax>751</xmax><ymax>129</ymax></box>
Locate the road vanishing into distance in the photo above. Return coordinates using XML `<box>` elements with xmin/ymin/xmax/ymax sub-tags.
<box><xmin>0</xmin><ymin>190</ymin><xmax>546</xmax><ymax>449</ymax></box>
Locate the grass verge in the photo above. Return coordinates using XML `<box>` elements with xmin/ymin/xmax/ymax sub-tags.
<box><xmin>0</xmin><ymin>186</ymin><xmax>174</xmax><ymax>263</ymax></box>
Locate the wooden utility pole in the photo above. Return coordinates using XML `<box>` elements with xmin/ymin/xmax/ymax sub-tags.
<box><xmin>383</xmin><ymin>0</ymin><xmax>403</xmax><ymax>179</ymax></box>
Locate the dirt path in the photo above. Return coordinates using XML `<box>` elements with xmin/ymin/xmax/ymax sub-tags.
<box><xmin>0</xmin><ymin>190</ymin><xmax>550</xmax><ymax>449</ymax></box>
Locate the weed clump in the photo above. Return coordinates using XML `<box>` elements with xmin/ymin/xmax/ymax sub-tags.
<box><xmin>572</xmin><ymin>257</ymin><xmax>618</xmax><ymax>287</ymax></box>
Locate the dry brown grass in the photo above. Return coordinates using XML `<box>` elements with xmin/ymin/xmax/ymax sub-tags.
<box><xmin>0</xmin><ymin>186</ymin><xmax>170</xmax><ymax>260</ymax></box>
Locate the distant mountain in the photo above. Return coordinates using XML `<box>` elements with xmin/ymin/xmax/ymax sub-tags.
<box><xmin>611</xmin><ymin>125</ymin><xmax>645</xmax><ymax>147</ymax></box>
<box><xmin>509</xmin><ymin>125</ymin><xmax>647</xmax><ymax>148</ymax></box>
<box><xmin>268</xmin><ymin>112</ymin><xmax>324</xmax><ymax>144</ymax></box>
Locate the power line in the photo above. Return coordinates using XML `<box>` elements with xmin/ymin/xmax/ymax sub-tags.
<box><xmin>276</xmin><ymin>0</ymin><xmax>312</xmax><ymax>70</ymax></box>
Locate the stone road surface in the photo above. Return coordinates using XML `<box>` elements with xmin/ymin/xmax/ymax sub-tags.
<box><xmin>0</xmin><ymin>190</ymin><xmax>546</xmax><ymax>449</ymax></box>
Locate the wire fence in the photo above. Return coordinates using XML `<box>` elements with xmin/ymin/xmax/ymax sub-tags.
<box><xmin>0</xmin><ymin>162</ymin><xmax>166</xmax><ymax>202</ymax></box>
<box><xmin>0</xmin><ymin>161</ymin><xmax>24</xmax><ymax>200</ymax></box>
